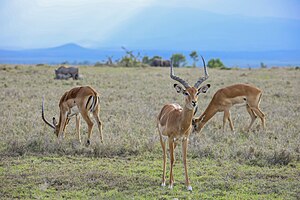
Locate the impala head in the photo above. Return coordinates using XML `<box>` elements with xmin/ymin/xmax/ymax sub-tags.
<box><xmin>42</xmin><ymin>97</ymin><xmax>60</xmax><ymax>137</ymax></box>
<box><xmin>171</xmin><ymin>56</ymin><xmax>210</xmax><ymax>110</ymax></box>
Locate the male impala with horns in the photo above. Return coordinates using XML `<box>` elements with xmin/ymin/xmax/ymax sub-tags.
<box><xmin>157</xmin><ymin>56</ymin><xmax>210</xmax><ymax>191</ymax></box>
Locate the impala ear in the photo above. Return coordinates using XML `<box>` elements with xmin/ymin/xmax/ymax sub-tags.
<box><xmin>197</xmin><ymin>84</ymin><xmax>211</xmax><ymax>95</ymax></box>
<box><xmin>174</xmin><ymin>84</ymin><xmax>184</xmax><ymax>94</ymax></box>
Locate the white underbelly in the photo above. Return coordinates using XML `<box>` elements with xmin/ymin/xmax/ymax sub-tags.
<box><xmin>230</xmin><ymin>96</ymin><xmax>246</xmax><ymax>105</ymax></box>
<box><xmin>158</xmin><ymin>124</ymin><xmax>188</xmax><ymax>142</ymax></box>
<box><xmin>68</xmin><ymin>105</ymin><xmax>80</xmax><ymax>117</ymax></box>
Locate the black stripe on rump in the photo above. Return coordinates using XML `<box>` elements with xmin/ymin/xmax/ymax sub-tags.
<box><xmin>89</xmin><ymin>96</ymin><xmax>95</xmax><ymax>111</ymax></box>
<box><xmin>86</xmin><ymin>96</ymin><xmax>93</xmax><ymax>109</ymax></box>
<box><xmin>91</xmin><ymin>95</ymin><xmax>98</xmax><ymax>112</ymax></box>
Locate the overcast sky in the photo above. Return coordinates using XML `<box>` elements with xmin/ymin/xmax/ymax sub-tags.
<box><xmin>0</xmin><ymin>0</ymin><xmax>299</xmax><ymax>50</ymax></box>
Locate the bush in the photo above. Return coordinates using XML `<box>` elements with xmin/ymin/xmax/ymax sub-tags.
<box><xmin>260</xmin><ymin>62</ymin><xmax>267</xmax><ymax>69</ymax></box>
<box><xmin>171</xmin><ymin>53</ymin><xmax>186</xmax><ymax>67</ymax></box>
<box><xmin>207</xmin><ymin>58</ymin><xmax>227</xmax><ymax>69</ymax></box>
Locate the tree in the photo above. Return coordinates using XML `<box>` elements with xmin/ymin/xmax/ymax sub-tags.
<box><xmin>106</xmin><ymin>56</ymin><xmax>114</xmax><ymax>65</ymax></box>
<box><xmin>119</xmin><ymin>56</ymin><xmax>134</xmax><ymax>67</ymax></box>
<box><xmin>119</xmin><ymin>46</ymin><xmax>141</xmax><ymax>67</ymax></box>
<box><xmin>260</xmin><ymin>62</ymin><xmax>267</xmax><ymax>69</ymax></box>
<box><xmin>189</xmin><ymin>51</ymin><xmax>199</xmax><ymax>67</ymax></box>
<box><xmin>142</xmin><ymin>56</ymin><xmax>150</xmax><ymax>64</ymax></box>
<box><xmin>207</xmin><ymin>58</ymin><xmax>225</xmax><ymax>69</ymax></box>
<box><xmin>171</xmin><ymin>53</ymin><xmax>186</xmax><ymax>67</ymax></box>
<box><xmin>121</xmin><ymin>46</ymin><xmax>140</xmax><ymax>63</ymax></box>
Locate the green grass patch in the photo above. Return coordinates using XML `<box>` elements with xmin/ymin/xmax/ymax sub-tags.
<box><xmin>1</xmin><ymin>155</ymin><xmax>299</xmax><ymax>199</ymax></box>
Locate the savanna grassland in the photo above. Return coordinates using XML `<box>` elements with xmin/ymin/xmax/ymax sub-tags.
<box><xmin>0</xmin><ymin>65</ymin><xmax>299</xmax><ymax>199</ymax></box>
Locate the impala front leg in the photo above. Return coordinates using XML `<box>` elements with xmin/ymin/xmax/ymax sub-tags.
<box><xmin>93</xmin><ymin>107</ymin><xmax>103</xmax><ymax>143</ymax></box>
<box><xmin>57</xmin><ymin>111</ymin><xmax>69</xmax><ymax>142</ymax></box>
<box><xmin>63</xmin><ymin>118</ymin><xmax>70</xmax><ymax>133</ymax></box>
<box><xmin>169</xmin><ymin>139</ymin><xmax>175</xmax><ymax>189</ymax></box>
<box><xmin>223</xmin><ymin>109</ymin><xmax>235</xmax><ymax>133</ymax></box>
<box><xmin>182</xmin><ymin>137</ymin><xmax>192</xmax><ymax>191</ymax></box>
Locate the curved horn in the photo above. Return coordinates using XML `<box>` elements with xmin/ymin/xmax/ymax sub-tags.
<box><xmin>42</xmin><ymin>97</ymin><xmax>55</xmax><ymax>129</ymax></box>
<box><xmin>194</xmin><ymin>55</ymin><xmax>209</xmax><ymax>88</ymax></box>
<box><xmin>170</xmin><ymin>61</ymin><xmax>190</xmax><ymax>88</ymax></box>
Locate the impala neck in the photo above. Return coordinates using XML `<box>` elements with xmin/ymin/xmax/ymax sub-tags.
<box><xmin>199</xmin><ymin>103</ymin><xmax>218</xmax><ymax>124</ymax></box>
<box><xmin>180</xmin><ymin>105</ymin><xmax>194</xmax><ymax>132</ymax></box>
<box><xmin>57</xmin><ymin>111</ymin><xmax>64</xmax><ymax>130</ymax></box>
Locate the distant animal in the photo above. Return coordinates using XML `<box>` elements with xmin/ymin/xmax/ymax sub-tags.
<box><xmin>151</xmin><ymin>58</ymin><xmax>162</xmax><ymax>67</ymax></box>
<box><xmin>193</xmin><ymin>84</ymin><xmax>266</xmax><ymax>133</ymax></box>
<box><xmin>55</xmin><ymin>73</ymin><xmax>72</xmax><ymax>80</ymax></box>
<box><xmin>151</xmin><ymin>59</ymin><xmax>171</xmax><ymax>67</ymax></box>
<box><xmin>162</xmin><ymin>60</ymin><xmax>171</xmax><ymax>67</ymax></box>
<box><xmin>55</xmin><ymin>66</ymin><xmax>79</xmax><ymax>80</ymax></box>
<box><xmin>42</xmin><ymin>86</ymin><xmax>103</xmax><ymax>145</ymax></box>
<box><xmin>157</xmin><ymin>56</ymin><xmax>210</xmax><ymax>191</ymax></box>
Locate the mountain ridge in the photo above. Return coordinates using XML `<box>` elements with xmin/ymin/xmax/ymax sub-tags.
<box><xmin>0</xmin><ymin>43</ymin><xmax>299</xmax><ymax>67</ymax></box>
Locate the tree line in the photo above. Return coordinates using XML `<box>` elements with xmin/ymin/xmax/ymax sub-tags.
<box><xmin>61</xmin><ymin>47</ymin><xmax>227</xmax><ymax>69</ymax></box>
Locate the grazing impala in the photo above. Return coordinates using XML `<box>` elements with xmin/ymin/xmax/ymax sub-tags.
<box><xmin>193</xmin><ymin>84</ymin><xmax>266</xmax><ymax>133</ymax></box>
<box><xmin>157</xmin><ymin>56</ymin><xmax>210</xmax><ymax>191</ymax></box>
<box><xmin>42</xmin><ymin>86</ymin><xmax>103</xmax><ymax>145</ymax></box>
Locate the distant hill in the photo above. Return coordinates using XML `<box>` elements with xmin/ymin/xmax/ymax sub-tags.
<box><xmin>0</xmin><ymin>43</ymin><xmax>123</xmax><ymax>65</ymax></box>
<box><xmin>0</xmin><ymin>43</ymin><xmax>299</xmax><ymax>67</ymax></box>
<box><xmin>49</xmin><ymin>43</ymin><xmax>85</xmax><ymax>50</ymax></box>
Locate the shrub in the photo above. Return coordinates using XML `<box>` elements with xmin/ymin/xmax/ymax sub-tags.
<box><xmin>171</xmin><ymin>53</ymin><xmax>186</xmax><ymax>67</ymax></box>
<box><xmin>207</xmin><ymin>58</ymin><xmax>227</xmax><ymax>69</ymax></box>
<box><xmin>260</xmin><ymin>62</ymin><xmax>267</xmax><ymax>69</ymax></box>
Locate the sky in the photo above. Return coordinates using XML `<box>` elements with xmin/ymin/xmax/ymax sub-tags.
<box><xmin>0</xmin><ymin>0</ymin><xmax>299</xmax><ymax>51</ymax></box>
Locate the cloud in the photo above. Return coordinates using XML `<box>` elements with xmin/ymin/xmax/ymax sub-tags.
<box><xmin>0</xmin><ymin>0</ymin><xmax>154</xmax><ymax>49</ymax></box>
<box><xmin>151</xmin><ymin>0</ymin><xmax>300</xmax><ymax>19</ymax></box>
<box><xmin>0</xmin><ymin>0</ymin><xmax>299</xmax><ymax>49</ymax></box>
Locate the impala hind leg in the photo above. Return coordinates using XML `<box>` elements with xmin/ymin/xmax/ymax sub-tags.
<box><xmin>246</xmin><ymin>104</ymin><xmax>257</xmax><ymax>131</ymax></box>
<box><xmin>251</xmin><ymin>107</ymin><xmax>266</xmax><ymax>130</ymax></box>
<box><xmin>159</xmin><ymin>134</ymin><xmax>167</xmax><ymax>187</ymax></box>
<box><xmin>75</xmin><ymin>115</ymin><xmax>81</xmax><ymax>143</ymax></box>
<box><xmin>81</xmin><ymin>111</ymin><xmax>94</xmax><ymax>145</ymax></box>
<box><xmin>248</xmin><ymin>95</ymin><xmax>266</xmax><ymax>130</ymax></box>
<box><xmin>92</xmin><ymin>107</ymin><xmax>103</xmax><ymax>143</ymax></box>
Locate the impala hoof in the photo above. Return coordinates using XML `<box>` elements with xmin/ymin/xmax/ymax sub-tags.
<box><xmin>161</xmin><ymin>182</ymin><xmax>166</xmax><ymax>187</ymax></box>
<box><xmin>187</xmin><ymin>185</ymin><xmax>192</xmax><ymax>191</ymax></box>
<box><xmin>168</xmin><ymin>184</ymin><xmax>173</xmax><ymax>189</ymax></box>
<box><xmin>86</xmin><ymin>140</ymin><xmax>90</xmax><ymax>146</ymax></box>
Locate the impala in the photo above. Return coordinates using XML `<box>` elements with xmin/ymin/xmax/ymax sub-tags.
<box><xmin>193</xmin><ymin>83</ymin><xmax>266</xmax><ymax>133</ymax></box>
<box><xmin>42</xmin><ymin>86</ymin><xmax>103</xmax><ymax>145</ymax></box>
<box><xmin>157</xmin><ymin>56</ymin><xmax>210</xmax><ymax>191</ymax></box>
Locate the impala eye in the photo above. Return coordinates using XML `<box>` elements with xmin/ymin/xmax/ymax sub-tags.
<box><xmin>184</xmin><ymin>92</ymin><xmax>189</xmax><ymax>96</ymax></box>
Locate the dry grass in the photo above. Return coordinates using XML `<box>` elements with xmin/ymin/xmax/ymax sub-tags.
<box><xmin>1</xmin><ymin>65</ymin><xmax>299</xmax><ymax>165</ymax></box>
<box><xmin>0</xmin><ymin>65</ymin><xmax>299</xmax><ymax>198</ymax></box>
